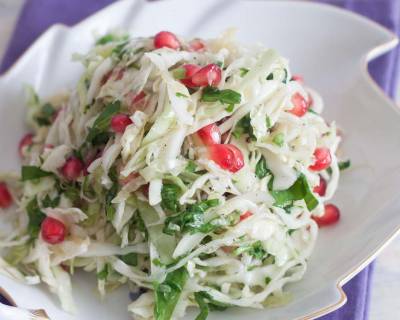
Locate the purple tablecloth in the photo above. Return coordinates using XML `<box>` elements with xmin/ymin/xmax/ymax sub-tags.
<box><xmin>1</xmin><ymin>1</ymin><xmax>399</xmax><ymax>319</ymax></box>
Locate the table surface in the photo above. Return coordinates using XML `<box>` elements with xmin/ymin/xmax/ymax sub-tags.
<box><xmin>0</xmin><ymin>1</ymin><xmax>399</xmax><ymax>319</ymax></box>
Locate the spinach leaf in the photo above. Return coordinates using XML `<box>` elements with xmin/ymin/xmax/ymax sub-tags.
<box><xmin>271</xmin><ymin>174</ymin><xmax>318</xmax><ymax>211</ymax></box>
<box><xmin>97</xmin><ymin>264</ymin><xmax>110</xmax><ymax>280</ymax></box>
<box><xmin>185</xmin><ymin>160</ymin><xmax>197</xmax><ymax>173</ymax></box>
<box><xmin>239</xmin><ymin>68</ymin><xmax>249</xmax><ymax>77</ymax></box>
<box><xmin>201</xmin><ymin>87</ymin><xmax>241</xmax><ymax>106</ymax></box>
<box><xmin>161</xmin><ymin>183</ymin><xmax>181</xmax><ymax>213</ymax></box>
<box><xmin>154</xmin><ymin>267</ymin><xmax>188</xmax><ymax>320</ymax></box>
<box><xmin>255</xmin><ymin>156</ymin><xmax>271</xmax><ymax>179</ymax></box>
<box><xmin>26</xmin><ymin>197</ymin><xmax>46</xmax><ymax>238</ymax></box>
<box><xmin>338</xmin><ymin>160</ymin><xmax>351</xmax><ymax>171</ymax></box>
<box><xmin>21</xmin><ymin>166</ymin><xmax>53</xmax><ymax>181</ymax></box>
<box><xmin>96</xmin><ymin>34</ymin><xmax>121</xmax><ymax>45</ymax></box>
<box><xmin>163</xmin><ymin>199</ymin><xmax>219</xmax><ymax>235</ymax></box>
<box><xmin>87</xmin><ymin>101</ymin><xmax>121</xmax><ymax>144</ymax></box>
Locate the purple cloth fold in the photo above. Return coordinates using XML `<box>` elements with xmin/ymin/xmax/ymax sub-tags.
<box><xmin>1</xmin><ymin>1</ymin><xmax>399</xmax><ymax>319</ymax></box>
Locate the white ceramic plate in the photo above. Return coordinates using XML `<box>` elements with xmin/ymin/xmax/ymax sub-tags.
<box><xmin>0</xmin><ymin>0</ymin><xmax>399</xmax><ymax>319</ymax></box>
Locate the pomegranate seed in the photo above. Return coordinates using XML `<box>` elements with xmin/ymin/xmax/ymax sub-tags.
<box><xmin>196</xmin><ymin>124</ymin><xmax>221</xmax><ymax>145</ymax></box>
<box><xmin>239</xmin><ymin>211</ymin><xmax>252</xmax><ymax>221</ymax></box>
<box><xmin>207</xmin><ymin>144</ymin><xmax>244</xmax><ymax>173</ymax></box>
<box><xmin>115</xmin><ymin>68</ymin><xmax>125</xmax><ymax>81</ymax></box>
<box><xmin>61</xmin><ymin>157</ymin><xmax>84</xmax><ymax>181</ymax></box>
<box><xmin>313</xmin><ymin>175</ymin><xmax>327</xmax><ymax>196</ymax></box>
<box><xmin>180</xmin><ymin>64</ymin><xmax>201</xmax><ymax>88</ymax></box>
<box><xmin>291</xmin><ymin>74</ymin><xmax>304</xmax><ymax>83</ymax></box>
<box><xmin>111</xmin><ymin>114</ymin><xmax>133</xmax><ymax>133</ymax></box>
<box><xmin>41</xmin><ymin>217</ymin><xmax>66</xmax><ymax>244</ymax></box>
<box><xmin>313</xmin><ymin>204</ymin><xmax>340</xmax><ymax>227</ymax></box>
<box><xmin>0</xmin><ymin>183</ymin><xmax>13</xmax><ymax>209</ymax></box>
<box><xmin>141</xmin><ymin>184</ymin><xmax>150</xmax><ymax>198</ymax></box>
<box><xmin>189</xmin><ymin>39</ymin><xmax>206</xmax><ymax>51</ymax></box>
<box><xmin>132</xmin><ymin>91</ymin><xmax>146</xmax><ymax>104</ymax></box>
<box><xmin>309</xmin><ymin>147</ymin><xmax>332</xmax><ymax>171</ymax></box>
<box><xmin>221</xmin><ymin>246</ymin><xmax>235</xmax><ymax>253</ymax></box>
<box><xmin>289</xmin><ymin>92</ymin><xmax>308</xmax><ymax>117</ymax></box>
<box><xmin>191</xmin><ymin>64</ymin><xmax>222</xmax><ymax>87</ymax></box>
<box><xmin>18</xmin><ymin>133</ymin><xmax>34</xmax><ymax>157</ymax></box>
<box><xmin>154</xmin><ymin>31</ymin><xmax>180</xmax><ymax>50</ymax></box>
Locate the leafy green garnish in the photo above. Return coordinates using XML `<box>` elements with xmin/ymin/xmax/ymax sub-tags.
<box><xmin>266</xmin><ymin>73</ymin><xmax>274</xmax><ymax>80</ymax></box>
<box><xmin>163</xmin><ymin>199</ymin><xmax>220</xmax><ymax>236</ymax></box>
<box><xmin>271</xmin><ymin>174</ymin><xmax>318</xmax><ymax>211</ymax></box>
<box><xmin>105</xmin><ymin>182</ymin><xmax>119</xmax><ymax>221</ymax></box>
<box><xmin>97</xmin><ymin>264</ymin><xmax>109</xmax><ymax>280</ymax></box>
<box><xmin>194</xmin><ymin>292</ymin><xmax>209</xmax><ymax>320</ymax></box>
<box><xmin>172</xmin><ymin>68</ymin><xmax>186</xmax><ymax>80</ymax></box>
<box><xmin>21</xmin><ymin>166</ymin><xmax>53</xmax><ymax>181</ymax></box>
<box><xmin>161</xmin><ymin>183</ymin><xmax>181</xmax><ymax>213</ymax></box>
<box><xmin>232</xmin><ymin>114</ymin><xmax>256</xmax><ymax>140</ymax></box>
<box><xmin>64</xmin><ymin>185</ymin><xmax>81</xmax><ymax>204</ymax></box>
<box><xmin>338</xmin><ymin>160</ymin><xmax>351</xmax><ymax>171</ymax></box>
<box><xmin>86</xmin><ymin>101</ymin><xmax>121</xmax><ymax>144</ymax></box>
<box><xmin>119</xmin><ymin>253</ymin><xmax>138</xmax><ymax>266</ymax></box>
<box><xmin>154</xmin><ymin>267</ymin><xmax>188</xmax><ymax>320</ymax></box>
<box><xmin>265</xmin><ymin>277</ymin><xmax>271</xmax><ymax>285</ymax></box>
<box><xmin>42</xmin><ymin>194</ymin><xmax>60</xmax><ymax>208</ymax></box>
<box><xmin>255</xmin><ymin>156</ymin><xmax>271</xmax><ymax>179</ymax></box>
<box><xmin>234</xmin><ymin>241</ymin><xmax>267</xmax><ymax>260</ymax></box>
<box><xmin>266</xmin><ymin>116</ymin><xmax>272</xmax><ymax>129</ymax></box>
<box><xmin>185</xmin><ymin>160</ymin><xmax>197</xmax><ymax>173</ymax></box>
<box><xmin>35</xmin><ymin>103</ymin><xmax>56</xmax><ymax>126</ymax></box>
<box><xmin>225</xmin><ymin>104</ymin><xmax>234</xmax><ymax>112</ymax></box>
<box><xmin>239</xmin><ymin>68</ymin><xmax>249</xmax><ymax>77</ymax></box>
<box><xmin>96</xmin><ymin>34</ymin><xmax>120</xmax><ymax>45</ymax></box>
<box><xmin>176</xmin><ymin>92</ymin><xmax>188</xmax><ymax>98</ymax></box>
<box><xmin>201</xmin><ymin>87</ymin><xmax>241</xmax><ymax>106</ymax></box>
<box><xmin>272</xmin><ymin>133</ymin><xmax>285</xmax><ymax>147</ymax></box>
<box><xmin>194</xmin><ymin>292</ymin><xmax>229</xmax><ymax>312</ymax></box>
<box><xmin>26</xmin><ymin>197</ymin><xmax>46</xmax><ymax>238</ymax></box>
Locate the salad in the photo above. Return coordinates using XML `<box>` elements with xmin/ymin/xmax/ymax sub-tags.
<box><xmin>0</xmin><ymin>30</ymin><xmax>347</xmax><ymax>320</ymax></box>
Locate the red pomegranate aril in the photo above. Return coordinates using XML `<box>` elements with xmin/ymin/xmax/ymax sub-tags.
<box><xmin>313</xmin><ymin>175</ymin><xmax>327</xmax><ymax>196</ymax></box>
<box><xmin>61</xmin><ymin>157</ymin><xmax>84</xmax><ymax>181</ymax></box>
<box><xmin>154</xmin><ymin>31</ymin><xmax>180</xmax><ymax>50</ymax></box>
<box><xmin>313</xmin><ymin>204</ymin><xmax>340</xmax><ymax>227</ymax></box>
<box><xmin>41</xmin><ymin>217</ymin><xmax>66</xmax><ymax>244</ymax></box>
<box><xmin>196</xmin><ymin>124</ymin><xmax>221</xmax><ymax>145</ymax></box>
<box><xmin>189</xmin><ymin>39</ymin><xmax>206</xmax><ymax>52</ymax></box>
<box><xmin>180</xmin><ymin>64</ymin><xmax>201</xmax><ymax>88</ymax></box>
<box><xmin>132</xmin><ymin>91</ymin><xmax>146</xmax><ymax>104</ymax></box>
<box><xmin>289</xmin><ymin>92</ymin><xmax>308</xmax><ymax>117</ymax></box>
<box><xmin>309</xmin><ymin>147</ymin><xmax>332</xmax><ymax>171</ymax></box>
<box><xmin>18</xmin><ymin>133</ymin><xmax>34</xmax><ymax>157</ymax></box>
<box><xmin>239</xmin><ymin>211</ymin><xmax>253</xmax><ymax>222</ymax></box>
<box><xmin>208</xmin><ymin>144</ymin><xmax>244</xmax><ymax>173</ymax></box>
<box><xmin>191</xmin><ymin>64</ymin><xmax>222</xmax><ymax>87</ymax></box>
<box><xmin>291</xmin><ymin>74</ymin><xmax>304</xmax><ymax>83</ymax></box>
<box><xmin>0</xmin><ymin>183</ymin><xmax>12</xmax><ymax>209</ymax></box>
<box><xmin>111</xmin><ymin>114</ymin><xmax>133</xmax><ymax>133</ymax></box>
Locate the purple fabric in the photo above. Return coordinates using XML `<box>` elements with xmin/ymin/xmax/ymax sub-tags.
<box><xmin>1</xmin><ymin>1</ymin><xmax>399</xmax><ymax>319</ymax></box>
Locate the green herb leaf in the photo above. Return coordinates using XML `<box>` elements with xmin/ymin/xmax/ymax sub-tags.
<box><xmin>239</xmin><ymin>68</ymin><xmax>249</xmax><ymax>77</ymax></box>
<box><xmin>194</xmin><ymin>292</ymin><xmax>209</xmax><ymax>320</ymax></box>
<box><xmin>21</xmin><ymin>166</ymin><xmax>53</xmax><ymax>181</ymax></box>
<box><xmin>234</xmin><ymin>241</ymin><xmax>267</xmax><ymax>260</ymax></box>
<box><xmin>265</xmin><ymin>277</ymin><xmax>271</xmax><ymax>285</ymax></box>
<box><xmin>26</xmin><ymin>197</ymin><xmax>46</xmax><ymax>238</ymax></box>
<box><xmin>87</xmin><ymin>101</ymin><xmax>121</xmax><ymax>144</ymax></box>
<box><xmin>176</xmin><ymin>92</ymin><xmax>188</xmax><ymax>98</ymax></box>
<box><xmin>255</xmin><ymin>156</ymin><xmax>271</xmax><ymax>179</ymax></box>
<box><xmin>163</xmin><ymin>199</ymin><xmax>220</xmax><ymax>235</ymax></box>
<box><xmin>97</xmin><ymin>264</ymin><xmax>109</xmax><ymax>280</ymax></box>
<box><xmin>154</xmin><ymin>267</ymin><xmax>188</xmax><ymax>320</ymax></box>
<box><xmin>266</xmin><ymin>73</ymin><xmax>274</xmax><ymax>80</ymax></box>
<box><xmin>201</xmin><ymin>86</ymin><xmax>241</xmax><ymax>106</ymax></box>
<box><xmin>42</xmin><ymin>194</ymin><xmax>60</xmax><ymax>208</ymax></box>
<box><xmin>161</xmin><ymin>183</ymin><xmax>181</xmax><ymax>213</ymax></box>
<box><xmin>232</xmin><ymin>114</ymin><xmax>256</xmax><ymax>140</ymax></box>
<box><xmin>266</xmin><ymin>116</ymin><xmax>272</xmax><ymax>129</ymax></box>
<box><xmin>119</xmin><ymin>253</ymin><xmax>138</xmax><ymax>266</ymax></box>
<box><xmin>172</xmin><ymin>68</ymin><xmax>186</xmax><ymax>80</ymax></box>
<box><xmin>105</xmin><ymin>182</ymin><xmax>119</xmax><ymax>221</ymax></box>
<box><xmin>194</xmin><ymin>292</ymin><xmax>230</xmax><ymax>312</ymax></box>
<box><xmin>272</xmin><ymin>133</ymin><xmax>285</xmax><ymax>147</ymax></box>
<box><xmin>271</xmin><ymin>174</ymin><xmax>318</xmax><ymax>211</ymax></box>
<box><xmin>225</xmin><ymin>104</ymin><xmax>234</xmax><ymax>112</ymax></box>
<box><xmin>338</xmin><ymin>160</ymin><xmax>351</xmax><ymax>171</ymax></box>
<box><xmin>64</xmin><ymin>185</ymin><xmax>80</xmax><ymax>204</ymax></box>
<box><xmin>96</xmin><ymin>34</ymin><xmax>119</xmax><ymax>45</ymax></box>
<box><xmin>185</xmin><ymin>160</ymin><xmax>197</xmax><ymax>173</ymax></box>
